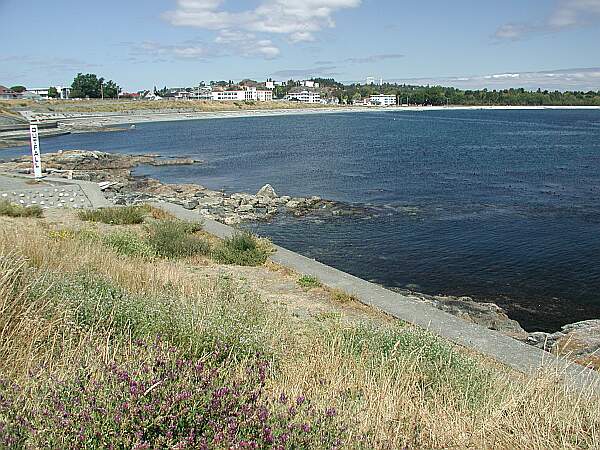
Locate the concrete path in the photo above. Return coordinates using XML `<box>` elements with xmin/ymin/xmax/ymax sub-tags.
<box><xmin>152</xmin><ymin>200</ymin><xmax>600</xmax><ymax>395</ymax></box>
<box><xmin>0</xmin><ymin>173</ymin><xmax>110</xmax><ymax>209</ymax></box>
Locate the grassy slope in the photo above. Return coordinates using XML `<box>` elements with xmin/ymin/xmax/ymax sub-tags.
<box><xmin>0</xmin><ymin>99</ymin><xmax>335</xmax><ymax>114</ymax></box>
<box><xmin>0</xmin><ymin>212</ymin><xmax>599</xmax><ymax>448</ymax></box>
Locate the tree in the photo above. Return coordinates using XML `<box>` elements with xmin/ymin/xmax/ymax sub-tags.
<box><xmin>102</xmin><ymin>80</ymin><xmax>119</xmax><ymax>98</ymax></box>
<box><xmin>10</xmin><ymin>85</ymin><xmax>26</xmax><ymax>93</ymax></box>
<box><xmin>70</xmin><ymin>73</ymin><xmax>120</xmax><ymax>99</ymax></box>
<box><xmin>47</xmin><ymin>87</ymin><xmax>59</xmax><ymax>98</ymax></box>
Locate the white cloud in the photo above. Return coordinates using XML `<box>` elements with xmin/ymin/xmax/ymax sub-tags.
<box><xmin>387</xmin><ymin>67</ymin><xmax>600</xmax><ymax>91</ymax></box>
<box><xmin>344</xmin><ymin>53</ymin><xmax>404</xmax><ymax>64</ymax></box>
<box><xmin>271</xmin><ymin>65</ymin><xmax>339</xmax><ymax>78</ymax></box>
<box><xmin>163</xmin><ymin>0</ymin><xmax>361</xmax><ymax>56</ymax></box>
<box><xmin>495</xmin><ymin>0</ymin><xmax>600</xmax><ymax>40</ymax></box>
<box><xmin>215</xmin><ymin>30</ymin><xmax>280</xmax><ymax>59</ymax></box>
<box><xmin>135</xmin><ymin>41</ymin><xmax>211</xmax><ymax>60</ymax></box>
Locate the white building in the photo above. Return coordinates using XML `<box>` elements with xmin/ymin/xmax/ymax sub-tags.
<box><xmin>285</xmin><ymin>89</ymin><xmax>321</xmax><ymax>103</ymax></box>
<box><xmin>265</xmin><ymin>80</ymin><xmax>286</xmax><ymax>89</ymax></box>
<box><xmin>211</xmin><ymin>86</ymin><xmax>272</xmax><ymax>101</ymax></box>
<box><xmin>369</xmin><ymin>94</ymin><xmax>397</xmax><ymax>106</ymax></box>
<box><xmin>27</xmin><ymin>86</ymin><xmax>71</xmax><ymax>99</ymax></box>
<box><xmin>366</xmin><ymin>77</ymin><xmax>383</xmax><ymax>86</ymax></box>
<box><xmin>300</xmin><ymin>80</ymin><xmax>320</xmax><ymax>88</ymax></box>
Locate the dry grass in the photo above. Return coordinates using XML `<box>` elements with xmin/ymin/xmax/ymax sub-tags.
<box><xmin>0</xmin><ymin>98</ymin><xmax>336</xmax><ymax>114</ymax></box>
<box><xmin>1</xmin><ymin>215</ymin><xmax>600</xmax><ymax>448</ymax></box>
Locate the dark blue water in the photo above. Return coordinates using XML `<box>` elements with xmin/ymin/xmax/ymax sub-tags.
<box><xmin>3</xmin><ymin>109</ymin><xmax>600</xmax><ymax>331</ymax></box>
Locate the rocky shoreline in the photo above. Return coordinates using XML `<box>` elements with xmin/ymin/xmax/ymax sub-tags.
<box><xmin>1</xmin><ymin>149</ymin><xmax>598</xmax><ymax>369</ymax></box>
<box><xmin>0</xmin><ymin>149</ymin><xmax>374</xmax><ymax>225</ymax></box>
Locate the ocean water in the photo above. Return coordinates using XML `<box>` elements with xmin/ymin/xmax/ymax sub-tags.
<box><xmin>3</xmin><ymin>109</ymin><xmax>600</xmax><ymax>331</ymax></box>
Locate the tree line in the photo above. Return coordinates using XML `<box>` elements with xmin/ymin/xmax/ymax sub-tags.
<box><xmin>329</xmin><ymin>83</ymin><xmax>600</xmax><ymax>106</ymax></box>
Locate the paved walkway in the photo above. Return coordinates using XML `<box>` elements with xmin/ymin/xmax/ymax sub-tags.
<box><xmin>152</xmin><ymin>201</ymin><xmax>600</xmax><ymax>395</ymax></box>
<box><xmin>0</xmin><ymin>173</ymin><xmax>110</xmax><ymax>209</ymax></box>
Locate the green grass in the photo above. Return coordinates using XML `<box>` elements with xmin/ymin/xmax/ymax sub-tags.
<box><xmin>102</xmin><ymin>230</ymin><xmax>156</xmax><ymax>258</ymax></box>
<box><xmin>213</xmin><ymin>232</ymin><xmax>270</xmax><ymax>266</ymax></box>
<box><xmin>145</xmin><ymin>220</ymin><xmax>209</xmax><ymax>258</ymax></box>
<box><xmin>297</xmin><ymin>275</ymin><xmax>322</xmax><ymax>289</ymax></box>
<box><xmin>0</xmin><ymin>200</ymin><xmax>42</xmax><ymax>218</ymax></box>
<box><xmin>78</xmin><ymin>205</ymin><xmax>149</xmax><ymax>225</ymax></box>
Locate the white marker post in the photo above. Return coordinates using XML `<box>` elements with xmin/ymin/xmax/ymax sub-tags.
<box><xmin>29</xmin><ymin>122</ymin><xmax>43</xmax><ymax>179</ymax></box>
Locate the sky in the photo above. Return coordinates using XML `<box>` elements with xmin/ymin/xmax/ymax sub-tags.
<box><xmin>1</xmin><ymin>0</ymin><xmax>599</xmax><ymax>91</ymax></box>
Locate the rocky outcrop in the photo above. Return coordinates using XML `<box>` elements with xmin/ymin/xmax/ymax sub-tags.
<box><xmin>390</xmin><ymin>288</ymin><xmax>528</xmax><ymax>339</ymax></box>
<box><xmin>256</xmin><ymin>183</ymin><xmax>277</xmax><ymax>199</ymax></box>
<box><xmin>0</xmin><ymin>150</ymin><xmax>373</xmax><ymax>225</ymax></box>
<box><xmin>528</xmin><ymin>320</ymin><xmax>600</xmax><ymax>370</ymax></box>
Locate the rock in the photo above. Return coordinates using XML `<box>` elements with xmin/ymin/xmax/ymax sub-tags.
<box><xmin>224</xmin><ymin>198</ymin><xmax>241</xmax><ymax>208</ymax></box>
<box><xmin>237</xmin><ymin>204</ymin><xmax>254</xmax><ymax>213</ymax></box>
<box><xmin>429</xmin><ymin>295</ymin><xmax>527</xmax><ymax>339</ymax></box>
<box><xmin>390</xmin><ymin>288</ymin><xmax>528</xmax><ymax>340</ymax></box>
<box><xmin>548</xmin><ymin>320</ymin><xmax>600</xmax><ymax>370</ymax></box>
<box><xmin>256</xmin><ymin>196</ymin><xmax>274</xmax><ymax>206</ymax></box>
<box><xmin>182</xmin><ymin>199</ymin><xmax>198</xmax><ymax>210</ymax></box>
<box><xmin>256</xmin><ymin>184</ymin><xmax>277</xmax><ymax>199</ymax></box>
<box><xmin>196</xmin><ymin>197</ymin><xmax>223</xmax><ymax>208</ymax></box>
<box><xmin>279</xmin><ymin>195</ymin><xmax>291</xmax><ymax>203</ymax></box>
<box><xmin>224</xmin><ymin>216</ymin><xmax>241</xmax><ymax>225</ymax></box>
<box><xmin>149</xmin><ymin>158</ymin><xmax>198</xmax><ymax>166</ymax></box>
<box><xmin>286</xmin><ymin>200</ymin><xmax>302</xmax><ymax>209</ymax></box>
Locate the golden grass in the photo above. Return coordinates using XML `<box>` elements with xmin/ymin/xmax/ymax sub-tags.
<box><xmin>0</xmin><ymin>98</ymin><xmax>336</xmax><ymax>114</ymax></box>
<box><xmin>1</xmin><ymin>214</ymin><xmax>600</xmax><ymax>448</ymax></box>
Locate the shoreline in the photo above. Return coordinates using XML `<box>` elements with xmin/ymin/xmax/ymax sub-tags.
<box><xmin>19</xmin><ymin>104</ymin><xmax>600</xmax><ymax>130</ymax></box>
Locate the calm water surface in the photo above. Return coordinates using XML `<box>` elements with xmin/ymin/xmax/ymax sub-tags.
<box><xmin>3</xmin><ymin>109</ymin><xmax>600</xmax><ymax>331</ymax></box>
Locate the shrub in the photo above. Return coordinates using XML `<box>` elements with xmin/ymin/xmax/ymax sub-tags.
<box><xmin>0</xmin><ymin>341</ymin><xmax>345</xmax><ymax>449</ymax></box>
<box><xmin>330</xmin><ymin>288</ymin><xmax>358</xmax><ymax>304</ymax></box>
<box><xmin>78</xmin><ymin>205</ymin><xmax>149</xmax><ymax>225</ymax></box>
<box><xmin>298</xmin><ymin>275</ymin><xmax>322</xmax><ymax>289</ymax></box>
<box><xmin>103</xmin><ymin>231</ymin><xmax>156</xmax><ymax>258</ymax></box>
<box><xmin>145</xmin><ymin>220</ymin><xmax>209</xmax><ymax>258</ymax></box>
<box><xmin>213</xmin><ymin>232</ymin><xmax>270</xmax><ymax>266</ymax></box>
<box><xmin>0</xmin><ymin>200</ymin><xmax>42</xmax><ymax>218</ymax></box>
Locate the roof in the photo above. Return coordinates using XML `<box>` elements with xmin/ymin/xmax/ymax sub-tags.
<box><xmin>288</xmin><ymin>87</ymin><xmax>320</xmax><ymax>94</ymax></box>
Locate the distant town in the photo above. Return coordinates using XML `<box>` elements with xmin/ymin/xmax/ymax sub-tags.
<box><xmin>0</xmin><ymin>76</ymin><xmax>398</xmax><ymax>106</ymax></box>
<box><xmin>1</xmin><ymin>73</ymin><xmax>600</xmax><ymax>107</ymax></box>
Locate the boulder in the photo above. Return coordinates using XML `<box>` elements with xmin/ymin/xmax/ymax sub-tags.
<box><xmin>257</xmin><ymin>184</ymin><xmax>277</xmax><ymax>199</ymax></box>
<box><xmin>237</xmin><ymin>204</ymin><xmax>254</xmax><ymax>213</ymax></box>
<box><xmin>547</xmin><ymin>320</ymin><xmax>600</xmax><ymax>370</ymax></box>
<box><xmin>224</xmin><ymin>215</ymin><xmax>241</xmax><ymax>225</ymax></box>
<box><xmin>182</xmin><ymin>199</ymin><xmax>198</xmax><ymax>210</ymax></box>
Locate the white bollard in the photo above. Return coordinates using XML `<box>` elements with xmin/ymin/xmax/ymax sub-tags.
<box><xmin>29</xmin><ymin>122</ymin><xmax>43</xmax><ymax>179</ymax></box>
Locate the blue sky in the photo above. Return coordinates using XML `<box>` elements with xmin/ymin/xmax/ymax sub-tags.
<box><xmin>1</xmin><ymin>0</ymin><xmax>599</xmax><ymax>91</ymax></box>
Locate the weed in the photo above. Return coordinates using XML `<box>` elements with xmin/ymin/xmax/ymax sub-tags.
<box><xmin>297</xmin><ymin>275</ymin><xmax>322</xmax><ymax>289</ymax></box>
<box><xmin>145</xmin><ymin>220</ymin><xmax>209</xmax><ymax>258</ymax></box>
<box><xmin>0</xmin><ymin>200</ymin><xmax>42</xmax><ymax>218</ymax></box>
<box><xmin>78</xmin><ymin>205</ymin><xmax>149</xmax><ymax>225</ymax></box>
<box><xmin>0</xmin><ymin>341</ymin><xmax>345</xmax><ymax>449</ymax></box>
<box><xmin>213</xmin><ymin>232</ymin><xmax>271</xmax><ymax>266</ymax></box>
<box><xmin>330</xmin><ymin>288</ymin><xmax>358</xmax><ymax>303</ymax></box>
<box><xmin>103</xmin><ymin>231</ymin><xmax>156</xmax><ymax>258</ymax></box>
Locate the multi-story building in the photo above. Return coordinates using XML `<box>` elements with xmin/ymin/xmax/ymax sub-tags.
<box><xmin>300</xmin><ymin>80</ymin><xmax>320</xmax><ymax>88</ymax></box>
<box><xmin>211</xmin><ymin>86</ymin><xmax>272</xmax><ymax>101</ymax></box>
<box><xmin>369</xmin><ymin>94</ymin><xmax>397</xmax><ymax>106</ymax></box>
<box><xmin>27</xmin><ymin>86</ymin><xmax>71</xmax><ymax>99</ymax></box>
<box><xmin>285</xmin><ymin>88</ymin><xmax>321</xmax><ymax>103</ymax></box>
